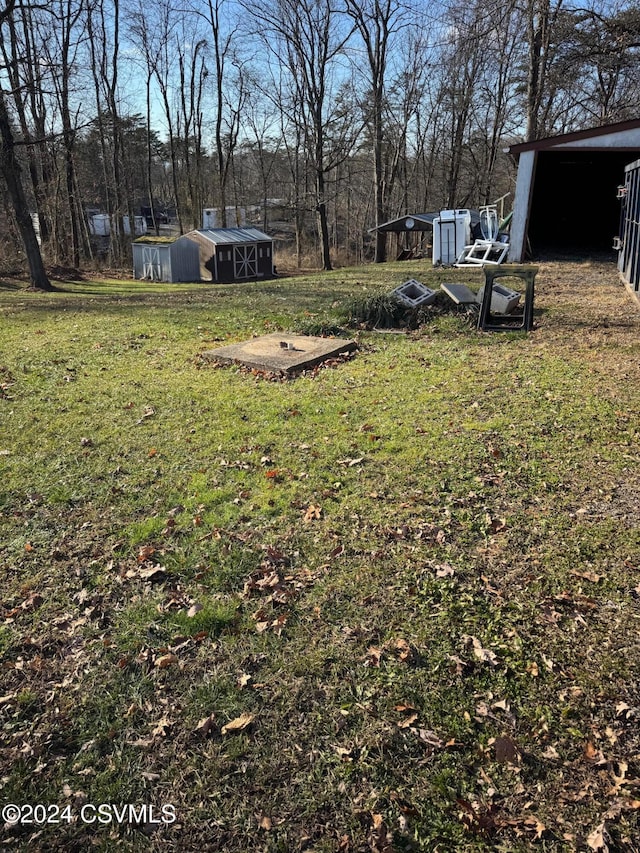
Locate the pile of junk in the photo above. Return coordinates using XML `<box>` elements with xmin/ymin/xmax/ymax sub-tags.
<box><xmin>433</xmin><ymin>204</ymin><xmax>512</xmax><ymax>268</ymax></box>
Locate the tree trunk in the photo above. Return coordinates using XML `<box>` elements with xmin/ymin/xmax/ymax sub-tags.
<box><xmin>0</xmin><ymin>90</ymin><xmax>52</xmax><ymax>290</ymax></box>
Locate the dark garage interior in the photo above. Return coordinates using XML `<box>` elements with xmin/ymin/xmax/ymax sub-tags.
<box><xmin>527</xmin><ymin>149</ymin><xmax>635</xmax><ymax>256</ymax></box>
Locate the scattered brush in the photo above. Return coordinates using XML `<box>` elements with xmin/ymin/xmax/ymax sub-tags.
<box><xmin>343</xmin><ymin>292</ymin><xmax>407</xmax><ymax>329</ymax></box>
<box><xmin>345</xmin><ymin>287</ymin><xmax>480</xmax><ymax>331</ymax></box>
<box><xmin>292</xmin><ymin>318</ymin><xmax>349</xmax><ymax>337</ymax></box>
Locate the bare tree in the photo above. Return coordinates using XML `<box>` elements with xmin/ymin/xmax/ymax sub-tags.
<box><xmin>0</xmin><ymin>0</ymin><xmax>52</xmax><ymax>289</ymax></box>
<box><xmin>245</xmin><ymin>0</ymin><xmax>354</xmax><ymax>270</ymax></box>
<box><xmin>344</xmin><ymin>0</ymin><xmax>409</xmax><ymax>262</ymax></box>
<box><xmin>521</xmin><ymin>0</ymin><xmax>565</xmax><ymax>140</ymax></box>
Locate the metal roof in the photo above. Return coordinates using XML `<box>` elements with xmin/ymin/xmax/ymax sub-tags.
<box><xmin>508</xmin><ymin>118</ymin><xmax>640</xmax><ymax>155</ymax></box>
<box><xmin>369</xmin><ymin>210</ymin><xmax>481</xmax><ymax>233</ymax></box>
<box><xmin>195</xmin><ymin>227</ymin><xmax>273</xmax><ymax>244</ymax></box>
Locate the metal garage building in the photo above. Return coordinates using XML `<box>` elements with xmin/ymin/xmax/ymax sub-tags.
<box><xmin>508</xmin><ymin>119</ymin><xmax>640</xmax><ymax>263</ymax></box>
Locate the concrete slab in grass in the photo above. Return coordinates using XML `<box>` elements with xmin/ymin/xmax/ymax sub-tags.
<box><xmin>441</xmin><ymin>283</ymin><xmax>479</xmax><ymax>305</ymax></box>
<box><xmin>201</xmin><ymin>333</ymin><xmax>357</xmax><ymax>374</ymax></box>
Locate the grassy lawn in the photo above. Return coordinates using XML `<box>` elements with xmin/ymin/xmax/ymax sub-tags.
<box><xmin>1</xmin><ymin>260</ymin><xmax>640</xmax><ymax>851</ymax></box>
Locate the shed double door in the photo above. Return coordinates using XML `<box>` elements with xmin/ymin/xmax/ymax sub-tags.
<box><xmin>142</xmin><ymin>247</ymin><xmax>162</xmax><ymax>281</ymax></box>
<box><xmin>233</xmin><ymin>244</ymin><xmax>257</xmax><ymax>279</ymax></box>
<box><xmin>619</xmin><ymin>159</ymin><xmax>640</xmax><ymax>290</ymax></box>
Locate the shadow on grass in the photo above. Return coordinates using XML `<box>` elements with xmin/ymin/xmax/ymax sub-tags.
<box><xmin>0</xmin><ymin>279</ymin><xmax>27</xmax><ymax>292</ymax></box>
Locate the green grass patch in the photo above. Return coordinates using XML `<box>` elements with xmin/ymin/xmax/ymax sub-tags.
<box><xmin>1</xmin><ymin>261</ymin><xmax>640</xmax><ymax>850</ymax></box>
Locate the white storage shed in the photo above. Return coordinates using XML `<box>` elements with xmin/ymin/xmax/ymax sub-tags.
<box><xmin>132</xmin><ymin>236</ymin><xmax>201</xmax><ymax>282</ymax></box>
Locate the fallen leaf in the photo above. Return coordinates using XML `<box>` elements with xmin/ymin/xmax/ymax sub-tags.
<box><xmin>137</xmin><ymin>545</ymin><xmax>156</xmax><ymax>563</ymax></box>
<box><xmin>187</xmin><ymin>603</ymin><xmax>203</xmax><ymax>618</ymax></box>
<box><xmin>494</xmin><ymin>735</ymin><xmax>519</xmax><ymax>764</ymax></box>
<box><xmin>335</xmin><ymin>746</ymin><xmax>354</xmax><ymax>761</ymax></box>
<box><xmin>303</xmin><ymin>503</ymin><xmax>322</xmax><ymax>522</ymax></box>
<box><xmin>368</xmin><ymin>812</ymin><xmax>393</xmax><ymax>853</ymax></box>
<box><xmin>129</xmin><ymin>564</ymin><xmax>166</xmax><ymax>582</ymax></box>
<box><xmin>365</xmin><ymin>646</ymin><xmax>383</xmax><ymax>667</ymax></box>
<box><xmin>154</xmin><ymin>653</ymin><xmax>179</xmax><ymax>669</ymax></box>
<box><xmin>394</xmin><ymin>703</ymin><xmax>417</xmax><ymax>713</ymax></box>
<box><xmin>542</xmin><ymin>745</ymin><xmax>560</xmax><ymax>760</ymax></box>
<box><xmin>470</xmin><ymin>636</ymin><xmax>499</xmax><ymax>666</ymax></box>
<box><xmin>586</xmin><ymin>821</ymin><xmax>609</xmax><ymax>852</ymax></box>
<box><xmin>584</xmin><ymin>741</ymin><xmax>606</xmax><ymax>763</ymax></box>
<box><xmin>571</xmin><ymin>569</ymin><xmax>602</xmax><ymax>583</ymax></box>
<box><xmin>136</xmin><ymin>406</ymin><xmax>156</xmax><ymax>423</ymax></box>
<box><xmin>394</xmin><ymin>638</ymin><xmax>415</xmax><ymax>663</ymax></box>
<box><xmin>194</xmin><ymin>715</ymin><xmax>216</xmax><ymax>737</ymax></box>
<box><xmin>151</xmin><ymin>716</ymin><xmax>173</xmax><ymax>738</ymax></box>
<box><xmin>141</xmin><ymin>771</ymin><xmax>161</xmax><ymax>782</ymax></box>
<box><xmin>485</xmin><ymin>513</ymin><xmax>507</xmax><ymax>533</ymax></box>
<box><xmin>415</xmin><ymin>729</ymin><xmax>444</xmax><ymax>748</ymax></box>
<box><xmin>397</xmin><ymin>713</ymin><xmax>419</xmax><ymax>729</ymax></box>
<box><xmin>221</xmin><ymin>713</ymin><xmax>254</xmax><ymax>735</ymax></box>
<box><xmin>258</xmin><ymin>815</ymin><xmax>272</xmax><ymax>830</ymax></box>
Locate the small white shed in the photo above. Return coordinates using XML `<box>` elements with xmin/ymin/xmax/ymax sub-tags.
<box><xmin>132</xmin><ymin>236</ymin><xmax>201</xmax><ymax>282</ymax></box>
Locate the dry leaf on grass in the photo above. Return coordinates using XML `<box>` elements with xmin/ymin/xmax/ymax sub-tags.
<box><xmin>365</xmin><ymin>646</ymin><xmax>383</xmax><ymax>667</ymax></box>
<box><xmin>587</xmin><ymin>821</ymin><xmax>609</xmax><ymax>852</ymax></box>
<box><xmin>493</xmin><ymin>735</ymin><xmax>520</xmax><ymax>764</ymax></box>
<box><xmin>394</xmin><ymin>638</ymin><xmax>416</xmax><ymax>663</ymax></box>
<box><xmin>194</xmin><ymin>715</ymin><xmax>217</xmax><ymax>737</ymax></box>
<box><xmin>151</xmin><ymin>716</ymin><xmax>173</xmax><ymax>738</ymax></box>
<box><xmin>154</xmin><ymin>653</ymin><xmax>179</xmax><ymax>669</ymax></box>
<box><xmin>396</xmin><ymin>713</ymin><xmax>419</xmax><ymax>729</ymax></box>
<box><xmin>221</xmin><ymin>713</ymin><xmax>254</xmax><ymax>735</ymax></box>
<box><xmin>303</xmin><ymin>503</ymin><xmax>322</xmax><ymax>522</ymax></box>
<box><xmin>368</xmin><ymin>813</ymin><xmax>393</xmax><ymax>853</ymax></box>
<box><xmin>571</xmin><ymin>569</ymin><xmax>602</xmax><ymax>583</ymax></box>
<box><xmin>467</xmin><ymin>636</ymin><xmax>499</xmax><ymax>666</ymax></box>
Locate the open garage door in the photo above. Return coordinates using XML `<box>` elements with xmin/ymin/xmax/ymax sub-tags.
<box><xmin>527</xmin><ymin>150</ymin><xmax>633</xmax><ymax>255</ymax></box>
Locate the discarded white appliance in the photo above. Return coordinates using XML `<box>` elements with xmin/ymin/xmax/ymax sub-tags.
<box><xmin>392</xmin><ymin>279</ymin><xmax>437</xmax><ymax>307</ymax></box>
<box><xmin>433</xmin><ymin>209</ymin><xmax>472</xmax><ymax>265</ymax></box>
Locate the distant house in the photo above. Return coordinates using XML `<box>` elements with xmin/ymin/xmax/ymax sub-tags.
<box><xmin>508</xmin><ymin>119</ymin><xmax>640</xmax><ymax>261</ymax></box>
<box><xmin>184</xmin><ymin>227</ymin><xmax>275</xmax><ymax>282</ymax></box>
<box><xmin>132</xmin><ymin>236</ymin><xmax>200</xmax><ymax>282</ymax></box>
